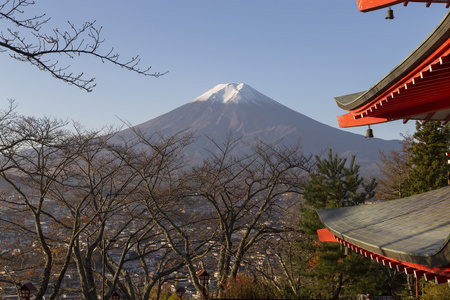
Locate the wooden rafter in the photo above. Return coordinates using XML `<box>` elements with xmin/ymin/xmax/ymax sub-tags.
<box><xmin>442</xmin><ymin>113</ymin><xmax>450</xmax><ymax>125</ymax></box>
<box><xmin>421</xmin><ymin>112</ymin><xmax>436</xmax><ymax>124</ymax></box>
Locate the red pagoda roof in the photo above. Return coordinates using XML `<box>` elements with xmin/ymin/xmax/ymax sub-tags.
<box><xmin>336</xmin><ymin>9</ymin><xmax>450</xmax><ymax>128</ymax></box>
<box><xmin>358</xmin><ymin>0</ymin><xmax>450</xmax><ymax>12</ymax></box>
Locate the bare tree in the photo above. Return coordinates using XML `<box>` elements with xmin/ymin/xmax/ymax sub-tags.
<box><xmin>0</xmin><ymin>0</ymin><xmax>164</xmax><ymax>92</ymax></box>
<box><xmin>117</xmin><ymin>128</ymin><xmax>216</xmax><ymax>300</ymax></box>
<box><xmin>250</xmin><ymin>201</ymin><xmax>309</xmax><ymax>297</ymax></box>
<box><xmin>56</xmin><ymin>128</ymin><xmax>142</xmax><ymax>300</ymax></box>
<box><xmin>0</xmin><ymin>117</ymin><xmax>314</xmax><ymax>300</ymax></box>
<box><xmin>377</xmin><ymin>135</ymin><xmax>412</xmax><ymax>200</ymax></box>
<box><xmin>0</xmin><ymin>118</ymin><xmax>209</xmax><ymax>300</ymax></box>
<box><xmin>188</xmin><ymin>136</ymin><xmax>312</xmax><ymax>297</ymax></box>
<box><xmin>0</xmin><ymin>116</ymin><xmax>107</xmax><ymax>300</ymax></box>
<box><xmin>0</xmin><ymin>115</ymin><xmax>143</xmax><ymax>300</ymax></box>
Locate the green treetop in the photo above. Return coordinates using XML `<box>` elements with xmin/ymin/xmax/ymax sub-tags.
<box><xmin>407</xmin><ymin>121</ymin><xmax>450</xmax><ymax>195</ymax></box>
<box><xmin>297</xmin><ymin>150</ymin><xmax>393</xmax><ymax>300</ymax></box>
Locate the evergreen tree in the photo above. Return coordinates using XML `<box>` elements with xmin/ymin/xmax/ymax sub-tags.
<box><xmin>299</xmin><ymin>149</ymin><xmax>395</xmax><ymax>300</ymax></box>
<box><xmin>404</xmin><ymin>122</ymin><xmax>450</xmax><ymax>298</ymax></box>
<box><xmin>300</xmin><ymin>149</ymin><xmax>376</xmax><ymax>235</ymax></box>
<box><xmin>407</xmin><ymin>121</ymin><xmax>450</xmax><ymax>195</ymax></box>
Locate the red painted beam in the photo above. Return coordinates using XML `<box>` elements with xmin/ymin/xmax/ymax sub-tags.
<box><xmin>357</xmin><ymin>0</ymin><xmax>449</xmax><ymax>12</ymax></box>
<box><xmin>414</xmin><ymin>270</ymin><xmax>426</xmax><ymax>277</ymax></box>
<box><xmin>424</xmin><ymin>273</ymin><xmax>437</xmax><ymax>281</ymax></box>
<box><xmin>389</xmin><ymin>261</ymin><xmax>401</xmax><ymax>269</ymax></box>
<box><xmin>397</xmin><ymin>264</ymin><xmax>406</xmax><ymax>272</ymax></box>
<box><xmin>435</xmin><ymin>275</ymin><xmax>448</xmax><ymax>284</ymax></box>
<box><xmin>337</xmin><ymin>113</ymin><xmax>389</xmax><ymax>127</ymax></box>
<box><xmin>357</xmin><ymin>0</ymin><xmax>405</xmax><ymax>12</ymax></box>
<box><xmin>317</xmin><ymin>228</ymin><xmax>339</xmax><ymax>242</ymax></box>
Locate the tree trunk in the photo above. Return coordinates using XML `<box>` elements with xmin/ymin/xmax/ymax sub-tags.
<box><xmin>331</xmin><ymin>273</ymin><xmax>343</xmax><ymax>300</ymax></box>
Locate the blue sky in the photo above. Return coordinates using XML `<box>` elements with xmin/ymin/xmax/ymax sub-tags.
<box><xmin>1</xmin><ymin>1</ymin><xmax>448</xmax><ymax>140</ymax></box>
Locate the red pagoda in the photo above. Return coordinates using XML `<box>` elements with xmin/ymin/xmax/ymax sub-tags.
<box><xmin>318</xmin><ymin>0</ymin><xmax>450</xmax><ymax>290</ymax></box>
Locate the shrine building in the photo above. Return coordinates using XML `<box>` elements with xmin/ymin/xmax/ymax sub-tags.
<box><xmin>317</xmin><ymin>0</ymin><xmax>450</xmax><ymax>289</ymax></box>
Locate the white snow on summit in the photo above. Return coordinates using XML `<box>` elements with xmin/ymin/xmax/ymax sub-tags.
<box><xmin>190</xmin><ymin>83</ymin><xmax>279</xmax><ymax>105</ymax></box>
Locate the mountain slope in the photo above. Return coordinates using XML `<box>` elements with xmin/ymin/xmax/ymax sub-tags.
<box><xmin>120</xmin><ymin>83</ymin><xmax>400</xmax><ymax>173</ymax></box>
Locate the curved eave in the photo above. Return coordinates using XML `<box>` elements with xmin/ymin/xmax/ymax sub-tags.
<box><xmin>336</xmin><ymin>9</ymin><xmax>450</xmax><ymax>127</ymax></box>
<box><xmin>327</xmin><ymin>233</ymin><xmax>450</xmax><ymax>281</ymax></box>
<box><xmin>358</xmin><ymin>0</ymin><xmax>450</xmax><ymax>12</ymax></box>
<box><xmin>316</xmin><ymin>186</ymin><xmax>450</xmax><ymax>268</ymax></box>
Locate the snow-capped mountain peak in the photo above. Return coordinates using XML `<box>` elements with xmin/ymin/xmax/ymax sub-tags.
<box><xmin>190</xmin><ymin>83</ymin><xmax>278</xmax><ymax>105</ymax></box>
<box><xmin>119</xmin><ymin>83</ymin><xmax>400</xmax><ymax>175</ymax></box>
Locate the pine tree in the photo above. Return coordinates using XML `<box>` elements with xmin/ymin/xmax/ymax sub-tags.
<box><xmin>402</xmin><ymin>122</ymin><xmax>450</xmax><ymax>298</ymax></box>
<box><xmin>407</xmin><ymin>121</ymin><xmax>450</xmax><ymax>195</ymax></box>
<box><xmin>306</xmin><ymin>149</ymin><xmax>376</xmax><ymax>207</ymax></box>
<box><xmin>300</xmin><ymin>149</ymin><xmax>376</xmax><ymax>235</ymax></box>
<box><xmin>299</xmin><ymin>149</ymin><xmax>388</xmax><ymax>299</ymax></box>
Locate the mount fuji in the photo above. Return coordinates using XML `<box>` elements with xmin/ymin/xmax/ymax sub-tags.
<box><xmin>121</xmin><ymin>83</ymin><xmax>400</xmax><ymax>173</ymax></box>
